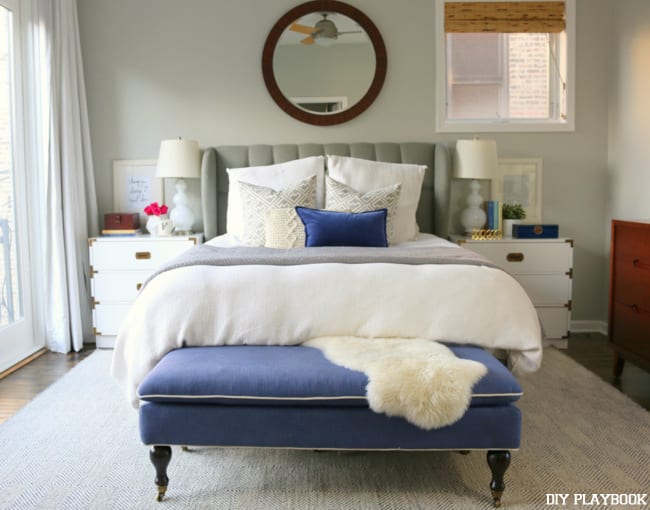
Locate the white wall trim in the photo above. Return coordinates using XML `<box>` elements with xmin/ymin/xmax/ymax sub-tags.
<box><xmin>570</xmin><ymin>320</ymin><xmax>608</xmax><ymax>336</ymax></box>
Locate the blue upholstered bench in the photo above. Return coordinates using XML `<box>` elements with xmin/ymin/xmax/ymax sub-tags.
<box><xmin>138</xmin><ymin>344</ymin><xmax>522</xmax><ymax>507</ymax></box>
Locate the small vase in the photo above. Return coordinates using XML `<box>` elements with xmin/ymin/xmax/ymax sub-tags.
<box><xmin>146</xmin><ymin>216</ymin><xmax>162</xmax><ymax>236</ymax></box>
<box><xmin>503</xmin><ymin>219</ymin><xmax>522</xmax><ymax>238</ymax></box>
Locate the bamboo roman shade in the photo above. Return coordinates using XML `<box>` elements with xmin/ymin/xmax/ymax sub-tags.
<box><xmin>445</xmin><ymin>2</ymin><xmax>565</xmax><ymax>33</ymax></box>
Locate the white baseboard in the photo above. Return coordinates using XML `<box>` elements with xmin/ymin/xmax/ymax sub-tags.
<box><xmin>570</xmin><ymin>320</ymin><xmax>608</xmax><ymax>336</ymax></box>
<box><xmin>543</xmin><ymin>338</ymin><xmax>568</xmax><ymax>349</ymax></box>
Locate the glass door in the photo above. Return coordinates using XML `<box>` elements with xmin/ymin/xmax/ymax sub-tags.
<box><xmin>0</xmin><ymin>0</ymin><xmax>40</xmax><ymax>372</ymax></box>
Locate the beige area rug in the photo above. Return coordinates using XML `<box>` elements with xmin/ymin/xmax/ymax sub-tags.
<box><xmin>0</xmin><ymin>348</ymin><xmax>647</xmax><ymax>509</ymax></box>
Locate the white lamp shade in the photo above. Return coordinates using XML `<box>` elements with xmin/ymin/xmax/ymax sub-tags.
<box><xmin>453</xmin><ymin>139</ymin><xmax>498</xmax><ymax>180</ymax></box>
<box><xmin>156</xmin><ymin>139</ymin><xmax>200</xmax><ymax>179</ymax></box>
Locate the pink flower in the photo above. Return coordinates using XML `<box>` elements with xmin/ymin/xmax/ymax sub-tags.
<box><xmin>144</xmin><ymin>202</ymin><xmax>168</xmax><ymax>216</ymax></box>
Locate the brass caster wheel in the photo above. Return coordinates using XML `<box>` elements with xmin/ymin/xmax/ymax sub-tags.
<box><xmin>156</xmin><ymin>486</ymin><xmax>167</xmax><ymax>502</ymax></box>
<box><xmin>492</xmin><ymin>490</ymin><xmax>503</xmax><ymax>508</ymax></box>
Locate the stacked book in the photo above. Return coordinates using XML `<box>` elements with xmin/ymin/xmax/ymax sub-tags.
<box><xmin>102</xmin><ymin>212</ymin><xmax>141</xmax><ymax>236</ymax></box>
<box><xmin>485</xmin><ymin>201</ymin><xmax>502</xmax><ymax>232</ymax></box>
<box><xmin>101</xmin><ymin>228</ymin><xmax>140</xmax><ymax>237</ymax></box>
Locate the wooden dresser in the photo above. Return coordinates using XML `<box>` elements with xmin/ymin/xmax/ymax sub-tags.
<box><xmin>609</xmin><ymin>220</ymin><xmax>650</xmax><ymax>375</ymax></box>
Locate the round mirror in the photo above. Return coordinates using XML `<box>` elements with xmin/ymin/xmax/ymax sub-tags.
<box><xmin>262</xmin><ymin>0</ymin><xmax>387</xmax><ymax>126</ymax></box>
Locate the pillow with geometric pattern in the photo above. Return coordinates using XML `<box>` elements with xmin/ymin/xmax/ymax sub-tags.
<box><xmin>327</xmin><ymin>155</ymin><xmax>426</xmax><ymax>244</ymax></box>
<box><xmin>226</xmin><ymin>156</ymin><xmax>325</xmax><ymax>241</ymax></box>
<box><xmin>239</xmin><ymin>175</ymin><xmax>316</xmax><ymax>247</ymax></box>
<box><xmin>325</xmin><ymin>175</ymin><xmax>401</xmax><ymax>245</ymax></box>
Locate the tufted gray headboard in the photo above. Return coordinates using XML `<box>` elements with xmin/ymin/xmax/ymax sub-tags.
<box><xmin>200</xmin><ymin>143</ymin><xmax>450</xmax><ymax>241</ymax></box>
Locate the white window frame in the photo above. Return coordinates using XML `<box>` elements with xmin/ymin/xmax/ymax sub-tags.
<box><xmin>435</xmin><ymin>0</ymin><xmax>576</xmax><ymax>133</ymax></box>
<box><xmin>0</xmin><ymin>0</ymin><xmax>46</xmax><ymax>370</ymax></box>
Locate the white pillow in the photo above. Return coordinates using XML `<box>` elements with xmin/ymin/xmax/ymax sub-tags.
<box><xmin>227</xmin><ymin>156</ymin><xmax>325</xmax><ymax>240</ymax></box>
<box><xmin>327</xmin><ymin>155</ymin><xmax>426</xmax><ymax>244</ymax></box>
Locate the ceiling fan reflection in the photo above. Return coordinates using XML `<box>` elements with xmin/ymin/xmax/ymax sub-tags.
<box><xmin>290</xmin><ymin>13</ymin><xmax>361</xmax><ymax>46</ymax></box>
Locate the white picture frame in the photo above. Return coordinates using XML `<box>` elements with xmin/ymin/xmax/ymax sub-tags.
<box><xmin>491</xmin><ymin>158</ymin><xmax>543</xmax><ymax>223</ymax></box>
<box><xmin>112</xmin><ymin>159</ymin><xmax>163</xmax><ymax>224</ymax></box>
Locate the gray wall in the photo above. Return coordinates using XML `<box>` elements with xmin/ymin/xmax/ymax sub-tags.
<box><xmin>274</xmin><ymin>43</ymin><xmax>375</xmax><ymax>107</ymax></box>
<box><xmin>77</xmin><ymin>0</ymin><xmax>611</xmax><ymax>323</ymax></box>
<box><xmin>608</xmin><ymin>0</ymin><xmax>650</xmax><ymax>222</ymax></box>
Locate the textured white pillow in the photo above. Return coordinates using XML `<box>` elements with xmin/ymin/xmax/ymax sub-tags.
<box><xmin>325</xmin><ymin>176</ymin><xmax>401</xmax><ymax>245</ymax></box>
<box><xmin>227</xmin><ymin>156</ymin><xmax>325</xmax><ymax>240</ymax></box>
<box><xmin>239</xmin><ymin>176</ymin><xmax>316</xmax><ymax>247</ymax></box>
<box><xmin>327</xmin><ymin>155</ymin><xmax>426</xmax><ymax>244</ymax></box>
<box><xmin>264</xmin><ymin>208</ymin><xmax>306</xmax><ymax>249</ymax></box>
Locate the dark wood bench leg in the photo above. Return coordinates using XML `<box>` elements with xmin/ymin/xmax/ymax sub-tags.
<box><xmin>149</xmin><ymin>445</ymin><xmax>172</xmax><ymax>502</ymax></box>
<box><xmin>487</xmin><ymin>450</ymin><xmax>511</xmax><ymax>508</ymax></box>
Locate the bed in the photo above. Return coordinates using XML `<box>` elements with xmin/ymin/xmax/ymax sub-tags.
<box><xmin>112</xmin><ymin>143</ymin><xmax>542</xmax><ymax>506</ymax></box>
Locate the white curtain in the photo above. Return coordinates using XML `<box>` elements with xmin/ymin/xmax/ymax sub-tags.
<box><xmin>39</xmin><ymin>0</ymin><xmax>98</xmax><ymax>353</ymax></box>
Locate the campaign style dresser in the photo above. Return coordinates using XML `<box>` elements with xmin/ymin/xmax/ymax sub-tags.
<box><xmin>451</xmin><ymin>236</ymin><xmax>574</xmax><ymax>346</ymax></box>
<box><xmin>609</xmin><ymin>220</ymin><xmax>650</xmax><ymax>375</ymax></box>
<box><xmin>88</xmin><ymin>234</ymin><xmax>202</xmax><ymax>348</ymax></box>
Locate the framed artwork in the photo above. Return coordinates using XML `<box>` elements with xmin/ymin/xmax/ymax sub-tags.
<box><xmin>491</xmin><ymin>158</ymin><xmax>543</xmax><ymax>223</ymax></box>
<box><xmin>112</xmin><ymin>160</ymin><xmax>163</xmax><ymax>223</ymax></box>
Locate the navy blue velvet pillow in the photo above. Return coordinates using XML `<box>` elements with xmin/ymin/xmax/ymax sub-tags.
<box><xmin>295</xmin><ymin>207</ymin><xmax>388</xmax><ymax>248</ymax></box>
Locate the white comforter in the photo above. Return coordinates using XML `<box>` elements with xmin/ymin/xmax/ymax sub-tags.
<box><xmin>111</xmin><ymin>235</ymin><xmax>542</xmax><ymax>408</ymax></box>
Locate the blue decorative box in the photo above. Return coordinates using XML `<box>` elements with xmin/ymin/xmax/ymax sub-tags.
<box><xmin>513</xmin><ymin>224</ymin><xmax>559</xmax><ymax>239</ymax></box>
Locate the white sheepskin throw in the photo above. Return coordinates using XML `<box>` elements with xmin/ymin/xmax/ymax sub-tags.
<box><xmin>303</xmin><ymin>337</ymin><xmax>488</xmax><ymax>430</ymax></box>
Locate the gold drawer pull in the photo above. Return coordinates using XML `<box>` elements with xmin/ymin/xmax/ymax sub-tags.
<box><xmin>506</xmin><ymin>252</ymin><xmax>525</xmax><ymax>262</ymax></box>
<box><xmin>136</xmin><ymin>283</ymin><xmax>143</xmax><ymax>291</ymax></box>
<box><xmin>135</xmin><ymin>251</ymin><xmax>151</xmax><ymax>260</ymax></box>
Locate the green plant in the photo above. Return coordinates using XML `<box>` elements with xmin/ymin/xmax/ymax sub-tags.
<box><xmin>502</xmin><ymin>203</ymin><xmax>526</xmax><ymax>220</ymax></box>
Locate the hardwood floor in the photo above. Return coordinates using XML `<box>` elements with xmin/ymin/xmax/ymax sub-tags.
<box><xmin>0</xmin><ymin>347</ymin><xmax>95</xmax><ymax>425</ymax></box>
<box><xmin>0</xmin><ymin>334</ymin><xmax>647</xmax><ymax>426</ymax></box>
<box><xmin>565</xmin><ymin>333</ymin><xmax>650</xmax><ymax>411</ymax></box>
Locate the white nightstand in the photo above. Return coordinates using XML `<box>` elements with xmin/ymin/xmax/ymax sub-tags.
<box><xmin>88</xmin><ymin>233</ymin><xmax>203</xmax><ymax>348</ymax></box>
<box><xmin>450</xmin><ymin>235</ymin><xmax>574</xmax><ymax>347</ymax></box>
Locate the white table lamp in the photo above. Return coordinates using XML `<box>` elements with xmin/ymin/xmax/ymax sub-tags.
<box><xmin>156</xmin><ymin>139</ymin><xmax>200</xmax><ymax>234</ymax></box>
<box><xmin>453</xmin><ymin>139</ymin><xmax>498</xmax><ymax>234</ymax></box>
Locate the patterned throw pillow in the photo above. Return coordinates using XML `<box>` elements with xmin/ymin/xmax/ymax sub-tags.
<box><xmin>239</xmin><ymin>175</ymin><xmax>316</xmax><ymax>246</ymax></box>
<box><xmin>226</xmin><ymin>156</ymin><xmax>325</xmax><ymax>240</ymax></box>
<box><xmin>327</xmin><ymin>155</ymin><xmax>426</xmax><ymax>244</ymax></box>
<box><xmin>264</xmin><ymin>208</ymin><xmax>306</xmax><ymax>249</ymax></box>
<box><xmin>325</xmin><ymin>176</ymin><xmax>401</xmax><ymax>245</ymax></box>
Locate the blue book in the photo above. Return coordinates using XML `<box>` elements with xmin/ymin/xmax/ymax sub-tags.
<box><xmin>486</xmin><ymin>201</ymin><xmax>496</xmax><ymax>230</ymax></box>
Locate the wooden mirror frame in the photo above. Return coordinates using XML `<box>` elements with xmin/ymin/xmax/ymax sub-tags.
<box><xmin>262</xmin><ymin>0</ymin><xmax>387</xmax><ymax>126</ymax></box>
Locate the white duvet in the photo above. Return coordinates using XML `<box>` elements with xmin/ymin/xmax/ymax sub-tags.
<box><xmin>111</xmin><ymin>235</ymin><xmax>542</xmax><ymax>408</ymax></box>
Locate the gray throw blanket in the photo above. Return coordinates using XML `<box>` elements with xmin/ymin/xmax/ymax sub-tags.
<box><xmin>144</xmin><ymin>244</ymin><xmax>499</xmax><ymax>288</ymax></box>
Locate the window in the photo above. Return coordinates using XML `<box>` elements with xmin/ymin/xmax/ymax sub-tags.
<box><xmin>435</xmin><ymin>0</ymin><xmax>575</xmax><ymax>132</ymax></box>
<box><xmin>0</xmin><ymin>0</ymin><xmax>43</xmax><ymax>370</ymax></box>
